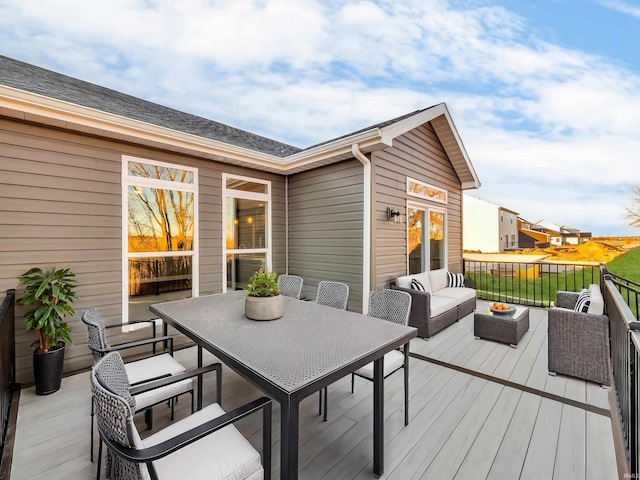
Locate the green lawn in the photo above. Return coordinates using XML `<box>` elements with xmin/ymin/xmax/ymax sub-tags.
<box><xmin>465</xmin><ymin>248</ymin><xmax>640</xmax><ymax>315</ymax></box>
<box><xmin>467</xmin><ymin>265</ymin><xmax>601</xmax><ymax>307</ymax></box>
<box><xmin>605</xmin><ymin>248</ymin><xmax>640</xmax><ymax>283</ymax></box>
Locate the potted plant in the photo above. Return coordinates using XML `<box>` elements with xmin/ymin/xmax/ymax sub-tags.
<box><xmin>245</xmin><ymin>269</ymin><xmax>283</xmax><ymax>321</ymax></box>
<box><xmin>19</xmin><ymin>267</ymin><xmax>78</xmax><ymax>395</ymax></box>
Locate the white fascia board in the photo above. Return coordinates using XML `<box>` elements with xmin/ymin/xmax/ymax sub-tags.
<box><xmin>378</xmin><ymin>103</ymin><xmax>447</xmax><ymax>143</ymax></box>
<box><xmin>378</xmin><ymin>103</ymin><xmax>481</xmax><ymax>189</ymax></box>
<box><xmin>1</xmin><ymin>85</ymin><xmax>391</xmax><ymax>174</ymax></box>
<box><xmin>0</xmin><ymin>85</ymin><xmax>286</xmax><ymax>164</ymax></box>
<box><xmin>437</xmin><ymin>106</ymin><xmax>481</xmax><ymax>189</ymax></box>
<box><xmin>281</xmin><ymin>129</ymin><xmax>386</xmax><ymax>169</ymax></box>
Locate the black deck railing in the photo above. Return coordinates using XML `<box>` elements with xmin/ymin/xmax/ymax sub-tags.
<box><xmin>0</xmin><ymin>289</ymin><xmax>15</xmax><ymax>464</ymax></box>
<box><xmin>604</xmin><ymin>273</ymin><xmax>640</xmax><ymax>477</ymax></box>
<box><xmin>463</xmin><ymin>259</ymin><xmax>601</xmax><ymax>308</ymax></box>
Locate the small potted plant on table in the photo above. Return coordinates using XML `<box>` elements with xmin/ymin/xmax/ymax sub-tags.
<box><xmin>19</xmin><ymin>267</ymin><xmax>78</xmax><ymax>395</ymax></box>
<box><xmin>245</xmin><ymin>269</ymin><xmax>283</xmax><ymax>321</ymax></box>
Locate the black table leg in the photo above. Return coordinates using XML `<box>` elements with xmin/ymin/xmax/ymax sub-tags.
<box><xmin>197</xmin><ymin>346</ymin><xmax>203</xmax><ymax>411</ymax></box>
<box><xmin>373</xmin><ymin>356</ymin><xmax>384</xmax><ymax>478</ymax></box>
<box><xmin>280</xmin><ymin>397</ymin><xmax>299</xmax><ymax>479</ymax></box>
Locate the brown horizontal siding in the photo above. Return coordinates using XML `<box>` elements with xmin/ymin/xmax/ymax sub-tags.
<box><xmin>372</xmin><ymin>123</ymin><xmax>464</xmax><ymax>289</ymax></box>
<box><xmin>1</xmin><ymin>118</ymin><xmax>286</xmax><ymax>383</ymax></box>
<box><xmin>288</xmin><ymin>159</ymin><xmax>364</xmax><ymax>311</ymax></box>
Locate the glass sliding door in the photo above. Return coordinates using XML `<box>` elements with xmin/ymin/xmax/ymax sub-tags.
<box><xmin>407</xmin><ymin>205</ymin><xmax>446</xmax><ymax>273</ymax></box>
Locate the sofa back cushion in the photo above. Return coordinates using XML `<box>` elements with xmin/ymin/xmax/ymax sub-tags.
<box><xmin>396</xmin><ymin>272</ymin><xmax>431</xmax><ymax>293</ymax></box>
<box><xmin>428</xmin><ymin>268</ymin><xmax>448</xmax><ymax>293</ymax></box>
<box><xmin>587</xmin><ymin>284</ymin><xmax>604</xmax><ymax>315</ymax></box>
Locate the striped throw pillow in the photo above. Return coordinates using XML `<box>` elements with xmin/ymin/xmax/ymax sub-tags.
<box><xmin>411</xmin><ymin>279</ymin><xmax>426</xmax><ymax>291</ymax></box>
<box><xmin>447</xmin><ymin>272</ymin><xmax>465</xmax><ymax>288</ymax></box>
<box><xmin>574</xmin><ymin>289</ymin><xmax>591</xmax><ymax>313</ymax></box>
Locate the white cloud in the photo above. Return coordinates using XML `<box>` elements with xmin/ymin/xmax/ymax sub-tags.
<box><xmin>0</xmin><ymin>0</ymin><xmax>639</xmax><ymax>234</ymax></box>
<box><xmin>595</xmin><ymin>0</ymin><xmax>640</xmax><ymax>18</ymax></box>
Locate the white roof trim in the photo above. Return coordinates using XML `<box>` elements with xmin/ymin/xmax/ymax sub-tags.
<box><xmin>0</xmin><ymin>85</ymin><xmax>479</xmax><ymax>183</ymax></box>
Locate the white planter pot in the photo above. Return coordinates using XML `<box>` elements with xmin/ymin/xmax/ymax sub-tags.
<box><xmin>245</xmin><ymin>294</ymin><xmax>284</xmax><ymax>321</ymax></box>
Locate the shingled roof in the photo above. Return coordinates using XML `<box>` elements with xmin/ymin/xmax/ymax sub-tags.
<box><xmin>0</xmin><ymin>55</ymin><xmax>301</xmax><ymax>157</ymax></box>
<box><xmin>0</xmin><ymin>55</ymin><xmax>479</xmax><ymax>187</ymax></box>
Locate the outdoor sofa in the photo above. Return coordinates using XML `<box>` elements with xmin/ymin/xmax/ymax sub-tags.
<box><xmin>391</xmin><ymin>268</ymin><xmax>476</xmax><ymax>339</ymax></box>
<box><xmin>547</xmin><ymin>284</ymin><xmax>611</xmax><ymax>386</ymax></box>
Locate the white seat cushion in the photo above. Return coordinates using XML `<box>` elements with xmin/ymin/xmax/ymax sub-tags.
<box><xmin>144</xmin><ymin>403</ymin><xmax>264</xmax><ymax>480</ymax></box>
<box><xmin>134</xmin><ymin>378</ymin><xmax>194</xmax><ymax>411</ymax></box>
<box><xmin>125</xmin><ymin>353</ymin><xmax>186</xmax><ymax>385</ymax></box>
<box><xmin>587</xmin><ymin>284</ymin><xmax>604</xmax><ymax>315</ymax></box>
<box><xmin>434</xmin><ymin>287</ymin><xmax>476</xmax><ymax>303</ymax></box>
<box><xmin>354</xmin><ymin>350</ymin><xmax>405</xmax><ymax>379</ymax></box>
<box><xmin>396</xmin><ymin>272</ymin><xmax>432</xmax><ymax>293</ymax></box>
<box><xmin>429</xmin><ymin>294</ymin><xmax>458</xmax><ymax>318</ymax></box>
<box><xmin>428</xmin><ymin>268</ymin><xmax>448</xmax><ymax>293</ymax></box>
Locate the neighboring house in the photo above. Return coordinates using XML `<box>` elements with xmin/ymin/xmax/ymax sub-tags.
<box><xmin>530</xmin><ymin>220</ymin><xmax>591</xmax><ymax>246</ymax></box>
<box><xmin>0</xmin><ymin>55</ymin><xmax>480</xmax><ymax>383</ymax></box>
<box><xmin>462</xmin><ymin>195</ymin><xmax>518</xmax><ymax>252</ymax></box>
<box><xmin>499</xmin><ymin>207</ymin><xmax>519</xmax><ymax>251</ymax></box>
<box><xmin>462</xmin><ymin>194</ymin><xmax>499</xmax><ymax>253</ymax></box>
<box><xmin>518</xmin><ymin>218</ymin><xmax>551</xmax><ymax>248</ymax></box>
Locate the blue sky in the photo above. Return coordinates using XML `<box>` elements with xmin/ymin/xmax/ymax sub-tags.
<box><xmin>1</xmin><ymin>0</ymin><xmax>639</xmax><ymax>236</ymax></box>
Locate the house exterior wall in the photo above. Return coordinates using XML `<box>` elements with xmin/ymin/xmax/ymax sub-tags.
<box><xmin>370</xmin><ymin>122</ymin><xmax>465</xmax><ymax>290</ymax></box>
<box><xmin>0</xmin><ymin>118</ymin><xmax>286</xmax><ymax>384</ymax></box>
<box><xmin>498</xmin><ymin>208</ymin><xmax>519</xmax><ymax>251</ymax></box>
<box><xmin>462</xmin><ymin>194</ymin><xmax>500</xmax><ymax>253</ymax></box>
<box><xmin>287</xmin><ymin>160</ymin><xmax>364</xmax><ymax>312</ymax></box>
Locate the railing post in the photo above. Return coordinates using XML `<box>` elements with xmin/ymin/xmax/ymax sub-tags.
<box><xmin>0</xmin><ymin>289</ymin><xmax>16</xmax><ymax>465</ymax></box>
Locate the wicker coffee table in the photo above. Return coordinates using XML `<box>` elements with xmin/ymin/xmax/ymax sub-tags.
<box><xmin>474</xmin><ymin>305</ymin><xmax>529</xmax><ymax>348</ymax></box>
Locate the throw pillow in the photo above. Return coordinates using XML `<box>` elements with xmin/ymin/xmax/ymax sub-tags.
<box><xmin>447</xmin><ymin>272</ymin><xmax>465</xmax><ymax>288</ymax></box>
<box><xmin>574</xmin><ymin>289</ymin><xmax>591</xmax><ymax>313</ymax></box>
<box><xmin>411</xmin><ymin>279</ymin><xmax>426</xmax><ymax>291</ymax></box>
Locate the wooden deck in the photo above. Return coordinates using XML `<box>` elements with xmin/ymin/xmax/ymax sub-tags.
<box><xmin>9</xmin><ymin>302</ymin><xmax>623</xmax><ymax>479</ymax></box>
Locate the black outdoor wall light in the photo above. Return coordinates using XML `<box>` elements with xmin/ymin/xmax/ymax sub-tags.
<box><xmin>387</xmin><ymin>207</ymin><xmax>404</xmax><ymax>224</ymax></box>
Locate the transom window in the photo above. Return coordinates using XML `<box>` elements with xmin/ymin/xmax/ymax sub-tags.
<box><xmin>122</xmin><ymin>156</ymin><xmax>198</xmax><ymax>323</ymax></box>
<box><xmin>222</xmin><ymin>174</ymin><xmax>271</xmax><ymax>291</ymax></box>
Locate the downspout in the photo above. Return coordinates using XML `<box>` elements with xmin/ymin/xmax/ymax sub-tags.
<box><xmin>352</xmin><ymin>144</ymin><xmax>371</xmax><ymax>314</ymax></box>
<box><xmin>285</xmin><ymin>175</ymin><xmax>289</xmax><ymax>274</ymax></box>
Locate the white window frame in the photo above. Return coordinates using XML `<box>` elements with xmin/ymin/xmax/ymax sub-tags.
<box><xmin>122</xmin><ymin>156</ymin><xmax>199</xmax><ymax>325</ymax></box>
<box><xmin>406</xmin><ymin>201</ymin><xmax>448</xmax><ymax>272</ymax></box>
<box><xmin>222</xmin><ymin>173</ymin><xmax>272</xmax><ymax>292</ymax></box>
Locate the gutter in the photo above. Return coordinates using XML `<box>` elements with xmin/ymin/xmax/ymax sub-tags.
<box><xmin>351</xmin><ymin>143</ymin><xmax>372</xmax><ymax>314</ymax></box>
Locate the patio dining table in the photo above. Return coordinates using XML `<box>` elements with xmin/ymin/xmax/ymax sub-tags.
<box><xmin>150</xmin><ymin>290</ymin><xmax>417</xmax><ymax>480</ymax></box>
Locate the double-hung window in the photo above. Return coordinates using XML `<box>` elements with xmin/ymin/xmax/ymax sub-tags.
<box><xmin>222</xmin><ymin>174</ymin><xmax>271</xmax><ymax>291</ymax></box>
<box><xmin>122</xmin><ymin>157</ymin><xmax>198</xmax><ymax>323</ymax></box>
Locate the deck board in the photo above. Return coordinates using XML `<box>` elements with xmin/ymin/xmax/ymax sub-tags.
<box><xmin>10</xmin><ymin>302</ymin><xmax>621</xmax><ymax>479</ymax></box>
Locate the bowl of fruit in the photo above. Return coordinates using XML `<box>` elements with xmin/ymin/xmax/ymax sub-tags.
<box><xmin>490</xmin><ymin>302</ymin><xmax>516</xmax><ymax>316</ymax></box>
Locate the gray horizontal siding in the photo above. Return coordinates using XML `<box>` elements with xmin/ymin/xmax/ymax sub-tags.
<box><xmin>372</xmin><ymin>123</ymin><xmax>464</xmax><ymax>290</ymax></box>
<box><xmin>287</xmin><ymin>159</ymin><xmax>364</xmax><ymax>311</ymax></box>
<box><xmin>0</xmin><ymin>118</ymin><xmax>285</xmax><ymax>383</ymax></box>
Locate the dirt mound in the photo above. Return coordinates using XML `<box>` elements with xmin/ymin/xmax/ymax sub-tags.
<box><xmin>540</xmin><ymin>241</ymin><xmax>622</xmax><ymax>263</ymax></box>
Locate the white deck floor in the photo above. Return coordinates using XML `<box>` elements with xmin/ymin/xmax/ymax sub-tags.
<box><xmin>9</xmin><ymin>302</ymin><xmax>623</xmax><ymax>479</ymax></box>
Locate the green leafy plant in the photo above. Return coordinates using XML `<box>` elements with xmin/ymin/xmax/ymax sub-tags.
<box><xmin>246</xmin><ymin>269</ymin><xmax>280</xmax><ymax>297</ymax></box>
<box><xmin>19</xmin><ymin>267</ymin><xmax>78</xmax><ymax>352</ymax></box>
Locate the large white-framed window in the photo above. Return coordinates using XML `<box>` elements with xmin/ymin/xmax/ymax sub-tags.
<box><xmin>122</xmin><ymin>156</ymin><xmax>198</xmax><ymax>323</ymax></box>
<box><xmin>222</xmin><ymin>174</ymin><xmax>272</xmax><ymax>292</ymax></box>
<box><xmin>407</xmin><ymin>201</ymin><xmax>447</xmax><ymax>274</ymax></box>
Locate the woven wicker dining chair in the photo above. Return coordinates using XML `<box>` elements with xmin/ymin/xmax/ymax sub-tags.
<box><xmin>316</xmin><ymin>281</ymin><xmax>350</xmax><ymax>420</ymax></box>
<box><xmin>316</xmin><ymin>281</ymin><xmax>349</xmax><ymax>310</ymax></box>
<box><xmin>352</xmin><ymin>289</ymin><xmax>412</xmax><ymax>426</ymax></box>
<box><xmin>91</xmin><ymin>352</ymin><xmax>271</xmax><ymax>480</ymax></box>
<box><xmin>82</xmin><ymin>308</ymin><xmax>221</xmax><ymax>467</ymax></box>
<box><xmin>277</xmin><ymin>274</ymin><xmax>303</xmax><ymax>299</ymax></box>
